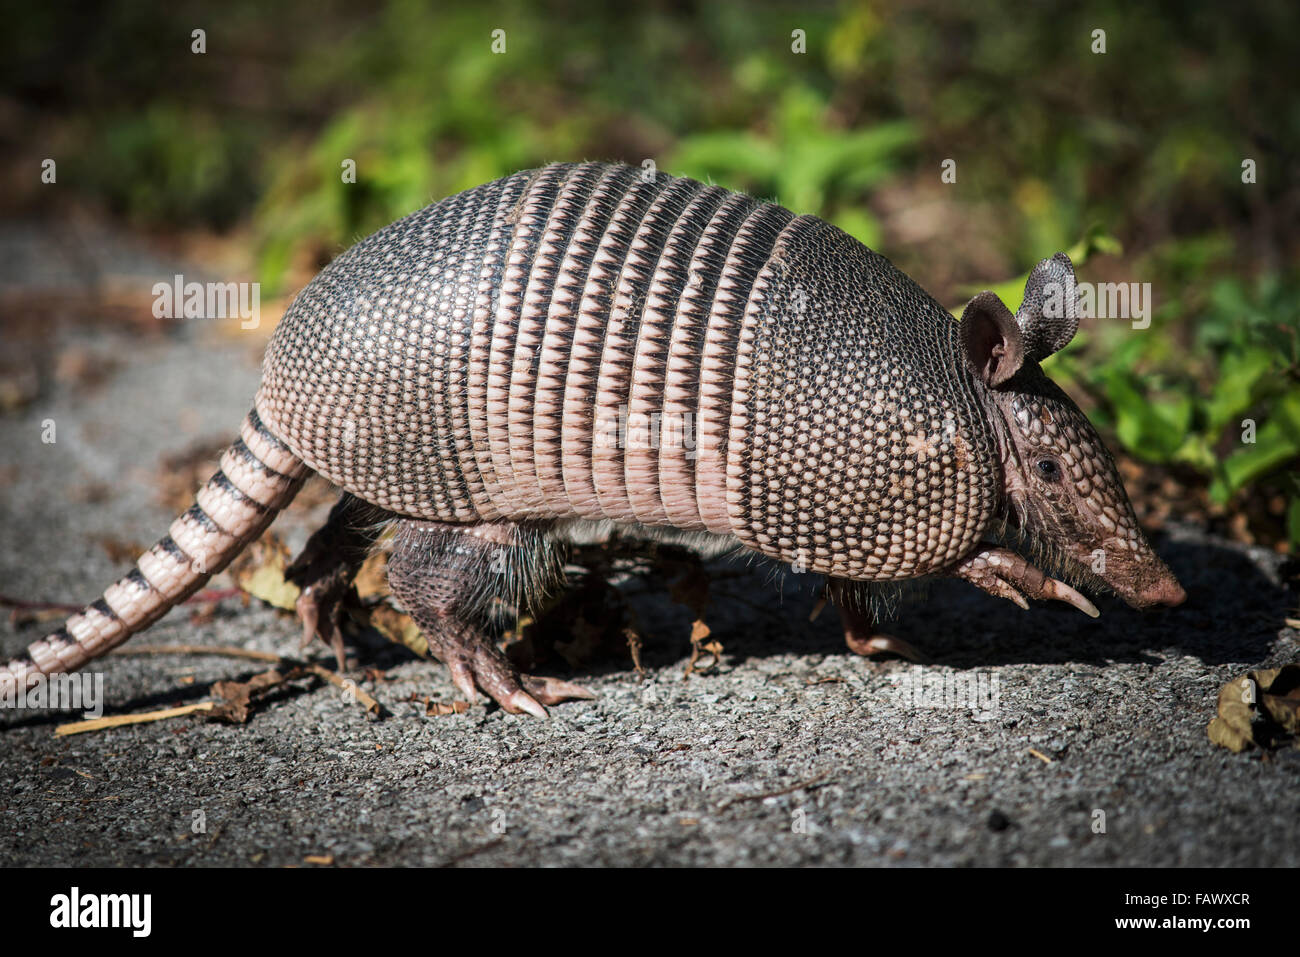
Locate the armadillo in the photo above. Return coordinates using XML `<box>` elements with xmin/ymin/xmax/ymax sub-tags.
<box><xmin>2</xmin><ymin>161</ymin><xmax>1185</xmax><ymax>717</ymax></box>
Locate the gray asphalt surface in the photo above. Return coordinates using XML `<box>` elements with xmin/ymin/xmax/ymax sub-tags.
<box><xmin>1</xmin><ymin>226</ymin><xmax>1296</xmax><ymax>867</ymax></box>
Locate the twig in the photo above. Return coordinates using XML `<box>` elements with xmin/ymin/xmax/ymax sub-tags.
<box><xmin>114</xmin><ymin>645</ymin><xmax>380</xmax><ymax>715</ymax></box>
<box><xmin>439</xmin><ymin>838</ymin><xmax>505</xmax><ymax>868</ymax></box>
<box><xmin>0</xmin><ymin>593</ymin><xmax>81</xmax><ymax>614</ymax></box>
<box><xmin>300</xmin><ymin>663</ymin><xmax>380</xmax><ymax>714</ymax></box>
<box><xmin>55</xmin><ymin>702</ymin><xmax>215</xmax><ymax>736</ymax></box>
<box><xmin>112</xmin><ymin>644</ymin><xmax>281</xmax><ymax>662</ymax></box>
<box><xmin>717</xmin><ymin>770</ymin><xmax>833</xmax><ymax>810</ymax></box>
<box><xmin>1027</xmin><ymin>748</ymin><xmax>1054</xmax><ymax>764</ymax></box>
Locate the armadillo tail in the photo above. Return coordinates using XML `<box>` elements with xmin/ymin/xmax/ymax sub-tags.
<box><xmin>0</xmin><ymin>407</ymin><xmax>308</xmax><ymax>692</ymax></box>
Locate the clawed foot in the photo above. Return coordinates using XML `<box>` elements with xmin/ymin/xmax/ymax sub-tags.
<box><xmin>285</xmin><ymin>549</ymin><xmax>356</xmax><ymax>672</ymax></box>
<box><xmin>283</xmin><ymin>492</ymin><xmax>387</xmax><ymax>673</ymax></box>
<box><xmin>843</xmin><ymin>629</ymin><xmax>924</xmax><ymax>661</ymax></box>
<box><xmin>814</xmin><ymin>581</ymin><xmax>925</xmax><ymax>662</ymax></box>
<box><xmin>430</xmin><ymin>622</ymin><xmax>595</xmax><ymax>718</ymax></box>
<box><xmin>951</xmin><ymin>547</ymin><xmax>1099</xmax><ymax>617</ymax></box>
<box><xmin>293</xmin><ymin>582</ymin><xmax>350</xmax><ymax>672</ymax></box>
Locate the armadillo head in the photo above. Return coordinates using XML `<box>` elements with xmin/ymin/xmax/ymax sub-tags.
<box><xmin>958</xmin><ymin>254</ymin><xmax>1185</xmax><ymax>610</ymax></box>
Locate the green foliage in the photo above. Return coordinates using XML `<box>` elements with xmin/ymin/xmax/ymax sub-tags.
<box><xmin>671</xmin><ymin>87</ymin><xmax>915</xmax><ymax>248</ymax></box>
<box><xmin>1055</xmin><ymin>266</ymin><xmax>1300</xmax><ymax>543</ymax></box>
<box><xmin>3</xmin><ymin>0</ymin><xmax>1296</xmax><ymax>545</ymax></box>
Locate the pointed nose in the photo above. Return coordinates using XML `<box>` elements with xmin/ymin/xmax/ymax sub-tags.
<box><xmin>1137</xmin><ymin>576</ymin><xmax>1186</xmax><ymax>608</ymax></box>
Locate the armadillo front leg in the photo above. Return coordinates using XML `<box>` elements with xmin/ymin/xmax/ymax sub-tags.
<box><xmin>285</xmin><ymin>493</ymin><xmax>391</xmax><ymax>670</ymax></box>
<box><xmin>386</xmin><ymin>520</ymin><xmax>594</xmax><ymax>717</ymax></box>
<box><xmin>948</xmin><ymin>547</ymin><xmax>1100</xmax><ymax>617</ymax></box>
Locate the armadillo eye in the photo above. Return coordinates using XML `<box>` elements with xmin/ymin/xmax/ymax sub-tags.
<box><xmin>1036</xmin><ymin>458</ymin><xmax>1062</xmax><ymax>482</ymax></box>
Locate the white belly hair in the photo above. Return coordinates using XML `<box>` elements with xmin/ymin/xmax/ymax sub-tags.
<box><xmin>550</xmin><ymin>517</ymin><xmax>741</xmax><ymax>560</ymax></box>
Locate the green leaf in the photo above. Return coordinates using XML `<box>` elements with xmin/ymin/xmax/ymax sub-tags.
<box><xmin>1105</xmin><ymin>372</ymin><xmax>1192</xmax><ymax>462</ymax></box>
<box><xmin>1204</xmin><ymin>347</ymin><xmax>1277</xmax><ymax>436</ymax></box>
<box><xmin>1211</xmin><ymin>390</ymin><xmax>1300</xmax><ymax>501</ymax></box>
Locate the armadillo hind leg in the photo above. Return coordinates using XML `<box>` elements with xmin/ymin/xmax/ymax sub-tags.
<box><xmin>821</xmin><ymin>578</ymin><xmax>924</xmax><ymax>663</ymax></box>
<box><xmin>285</xmin><ymin>493</ymin><xmax>395</xmax><ymax>670</ymax></box>
<box><xmin>385</xmin><ymin>519</ymin><xmax>595</xmax><ymax>716</ymax></box>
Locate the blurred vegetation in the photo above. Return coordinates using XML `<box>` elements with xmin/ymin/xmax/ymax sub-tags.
<box><xmin>1</xmin><ymin>0</ymin><xmax>1297</xmax><ymax>548</ymax></box>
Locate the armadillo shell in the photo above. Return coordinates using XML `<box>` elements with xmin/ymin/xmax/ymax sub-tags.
<box><xmin>257</xmin><ymin>162</ymin><xmax>999</xmax><ymax>581</ymax></box>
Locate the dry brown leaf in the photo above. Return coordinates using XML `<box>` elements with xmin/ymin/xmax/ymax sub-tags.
<box><xmin>154</xmin><ymin>439</ymin><xmax>228</xmax><ymax>512</ymax></box>
<box><xmin>684</xmin><ymin>626</ymin><xmax>723</xmax><ymax>676</ymax></box>
<box><xmin>230</xmin><ymin>533</ymin><xmax>299</xmax><ymax>611</ymax></box>
<box><xmin>1208</xmin><ymin>665</ymin><xmax>1300</xmax><ymax>753</ymax></box>
<box><xmin>407</xmin><ymin>692</ymin><xmax>470</xmax><ymax>717</ymax></box>
<box><xmin>360</xmin><ymin>602</ymin><xmax>427</xmax><ymax>658</ymax></box>
<box><xmin>426</xmin><ymin>700</ymin><xmax>471</xmax><ymax>716</ymax></box>
<box><xmin>625</xmin><ymin>625</ymin><xmax>645</xmax><ymax>675</ymax></box>
<box><xmin>97</xmin><ymin>537</ymin><xmax>145</xmax><ymax>564</ymax></box>
<box><xmin>209</xmin><ymin>668</ymin><xmax>290</xmax><ymax>723</ymax></box>
<box><xmin>353</xmin><ymin>551</ymin><xmax>391</xmax><ymax>600</ymax></box>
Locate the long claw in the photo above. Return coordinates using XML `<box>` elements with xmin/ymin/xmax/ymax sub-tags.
<box><xmin>506</xmin><ymin>691</ymin><xmax>549</xmax><ymax>719</ymax></box>
<box><xmin>977</xmin><ymin>574</ymin><xmax>1030</xmax><ymax>610</ymax></box>
<box><xmin>328</xmin><ymin>630</ymin><xmax>347</xmax><ymax>673</ymax></box>
<box><xmin>424</xmin><ymin>635</ymin><xmax>592</xmax><ymax>718</ymax></box>
<box><xmin>1038</xmin><ymin>578</ymin><xmax>1100</xmax><ymax>618</ymax></box>
<box><xmin>1001</xmin><ymin>585</ymin><xmax>1031</xmax><ymax>611</ymax></box>
<box><xmin>827</xmin><ymin>582</ymin><xmax>928</xmax><ymax>662</ymax></box>
<box><xmin>950</xmin><ymin>547</ymin><xmax>1100</xmax><ymax>618</ymax></box>
<box><xmin>847</xmin><ymin>634</ymin><xmax>925</xmax><ymax>662</ymax></box>
<box><xmin>446</xmin><ymin>661</ymin><xmax>480</xmax><ymax>704</ymax></box>
<box><xmin>296</xmin><ymin>593</ymin><xmax>319</xmax><ymax>652</ymax></box>
<box><xmin>521</xmin><ymin>674</ymin><xmax>597</xmax><ymax>704</ymax></box>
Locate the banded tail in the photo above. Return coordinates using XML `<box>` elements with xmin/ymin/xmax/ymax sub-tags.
<box><xmin>0</xmin><ymin>408</ymin><xmax>309</xmax><ymax>692</ymax></box>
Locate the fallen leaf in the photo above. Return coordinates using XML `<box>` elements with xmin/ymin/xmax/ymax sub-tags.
<box><xmin>407</xmin><ymin>692</ymin><xmax>470</xmax><ymax>716</ymax></box>
<box><xmin>97</xmin><ymin>537</ymin><xmax>145</xmax><ymax>564</ymax></box>
<box><xmin>230</xmin><ymin>533</ymin><xmax>300</xmax><ymax>611</ymax></box>
<box><xmin>361</xmin><ymin>602</ymin><xmax>427</xmax><ymax>658</ymax></box>
<box><xmin>208</xmin><ymin>668</ymin><xmax>291</xmax><ymax>724</ymax></box>
<box><xmin>154</xmin><ymin>439</ymin><xmax>228</xmax><ymax>512</ymax></box>
<box><xmin>1208</xmin><ymin>665</ymin><xmax>1300</xmax><ymax>753</ymax></box>
<box><xmin>353</xmin><ymin>551</ymin><xmax>391</xmax><ymax>600</ymax></box>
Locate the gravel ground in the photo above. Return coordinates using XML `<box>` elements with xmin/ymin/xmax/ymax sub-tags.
<box><xmin>1</xmin><ymin>228</ymin><xmax>1296</xmax><ymax>867</ymax></box>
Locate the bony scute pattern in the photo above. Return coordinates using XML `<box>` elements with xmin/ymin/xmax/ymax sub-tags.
<box><xmin>729</xmin><ymin>218</ymin><xmax>999</xmax><ymax>579</ymax></box>
<box><xmin>258</xmin><ymin>161</ymin><xmax>1001</xmax><ymax>575</ymax></box>
<box><xmin>260</xmin><ymin>171</ymin><xmax>523</xmax><ymax>518</ymax></box>
<box><xmin>1010</xmin><ymin>386</ymin><xmax>1143</xmax><ymax>552</ymax></box>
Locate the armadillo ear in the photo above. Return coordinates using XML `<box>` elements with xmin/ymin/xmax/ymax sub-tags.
<box><xmin>960</xmin><ymin>291</ymin><xmax>1024</xmax><ymax>389</ymax></box>
<box><xmin>1016</xmin><ymin>253</ymin><xmax>1079</xmax><ymax>362</ymax></box>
